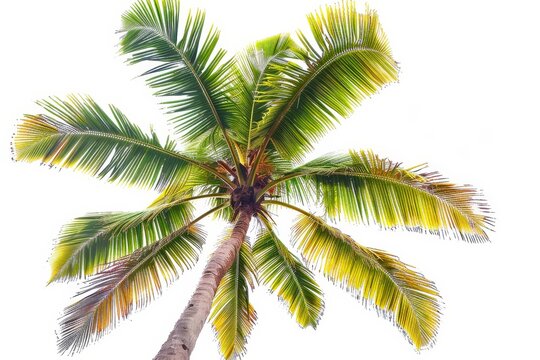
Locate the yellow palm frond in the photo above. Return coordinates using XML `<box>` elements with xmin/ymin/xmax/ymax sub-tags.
<box><xmin>58</xmin><ymin>224</ymin><xmax>205</xmax><ymax>354</ymax></box>
<box><xmin>210</xmin><ymin>241</ymin><xmax>257</xmax><ymax>359</ymax></box>
<box><xmin>49</xmin><ymin>200</ymin><xmax>196</xmax><ymax>282</ymax></box>
<box><xmin>253</xmin><ymin>220</ymin><xmax>324</xmax><ymax>328</ymax></box>
<box><xmin>292</xmin><ymin>213</ymin><xmax>441</xmax><ymax>349</ymax></box>
<box><xmin>273</xmin><ymin>150</ymin><xmax>493</xmax><ymax>242</ymax></box>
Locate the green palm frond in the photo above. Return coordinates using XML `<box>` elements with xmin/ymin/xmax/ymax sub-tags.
<box><xmin>292</xmin><ymin>213</ymin><xmax>441</xmax><ymax>349</ymax></box>
<box><xmin>253</xmin><ymin>220</ymin><xmax>324</xmax><ymax>328</ymax></box>
<box><xmin>210</xmin><ymin>241</ymin><xmax>257</xmax><ymax>359</ymax></box>
<box><xmin>267</xmin><ymin>153</ymin><xmax>349</xmax><ymax>206</ymax></box>
<box><xmin>13</xmin><ymin>95</ymin><xmax>225</xmax><ymax>189</ymax></box>
<box><xmin>50</xmin><ymin>191</ymin><xmax>226</xmax><ymax>283</ymax></box>
<box><xmin>251</xmin><ymin>1</ymin><xmax>398</xmax><ymax>163</ymax></box>
<box><xmin>120</xmin><ymin>0</ymin><xmax>241</xmax><ymax>168</ymax></box>
<box><xmin>186</xmin><ymin>127</ymin><xmax>233</xmax><ymax>164</ymax></box>
<box><xmin>270</xmin><ymin>150</ymin><xmax>492</xmax><ymax>242</ymax></box>
<box><xmin>58</xmin><ymin>223</ymin><xmax>206</xmax><ymax>354</ymax></box>
<box><xmin>211</xmin><ymin>196</ymin><xmax>234</xmax><ymax>221</ymax></box>
<box><xmin>232</xmin><ymin>33</ymin><xmax>303</xmax><ymax>150</ymax></box>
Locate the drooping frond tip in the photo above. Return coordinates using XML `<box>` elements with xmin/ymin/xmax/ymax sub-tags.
<box><xmin>254</xmin><ymin>221</ymin><xmax>324</xmax><ymax>329</ymax></box>
<box><xmin>292</xmin><ymin>213</ymin><xmax>441</xmax><ymax>349</ymax></box>
<box><xmin>58</xmin><ymin>225</ymin><xmax>205</xmax><ymax>354</ymax></box>
<box><xmin>210</xmin><ymin>241</ymin><xmax>257</xmax><ymax>359</ymax></box>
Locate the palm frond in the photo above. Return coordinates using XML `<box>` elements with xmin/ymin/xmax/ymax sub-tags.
<box><xmin>232</xmin><ymin>33</ymin><xmax>304</xmax><ymax>150</ymax></box>
<box><xmin>120</xmin><ymin>0</ymin><xmax>241</xmax><ymax>167</ymax></box>
<box><xmin>186</xmin><ymin>127</ymin><xmax>233</xmax><ymax>164</ymax></box>
<box><xmin>210</xmin><ymin>240</ymin><xmax>257</xmax><ymax>359</ymax></box>
<box><xmin>253</xmin><ymin>220</ymin><xmax>323</xmax><ymax>328</ymax></box>
<box><xmin>264</xmin><ymin>153</ymin><xmax>349</xmax><ymax>205</ymax></box>
<box><xmin>271</xmin><ymin>150</ymin><xmax>492</xmax><ymax>242</ymax></box>
<box><xmin>211</xmin><ymin>196</ymin><xmax>234</xmax><ymax>221</ymax></box>
<box><xmin>251</xmin><ymin>1</ymin><xmax>398</xmax><ymax>163</ymax></box>
<box><xmin>58</xmin><ymin>223</ymin><xmax>205</xmax><ymax>354</ymax></box>
<box><xmin>292</xmin><ymin>213</ymin><xmax>441</xmax><ymax>349</ymax></box>
<box><xmin>50</xmin><ymin>191</ymin><xmax>227</xmax><ymax>283</ymax></box>
<box><xmin>13</xmin><ymin>95</ymin><xmax>221</xmax><ymax>190</ymax></box>
<box><xmin>194</xmin><ymin>183</ymin><xmax>234</xmax><ymax>221</ymax></box>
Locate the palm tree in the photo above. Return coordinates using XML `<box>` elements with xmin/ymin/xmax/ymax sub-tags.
<box><xmin>12</xmin><ymin>0</ymin><xmax>492</xmax><ymax>359</ymax></box>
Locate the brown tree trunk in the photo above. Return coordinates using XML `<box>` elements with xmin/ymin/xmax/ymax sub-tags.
<box><xmin>153</xmin><ymin>210</ymin><xmax>253</xmax><ymax>360</ymax></box>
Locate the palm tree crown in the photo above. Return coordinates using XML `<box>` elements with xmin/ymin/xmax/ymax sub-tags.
<box><xmin>13</xmin><ymin>0</ymin><xmax>492</xmax><ymax>359</ymax></box>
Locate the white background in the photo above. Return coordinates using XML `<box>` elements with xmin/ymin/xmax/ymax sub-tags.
<box><xmin>1</xmin><ymin>0</ymin><xmax>539</xmax><ymax>359</ymax></box>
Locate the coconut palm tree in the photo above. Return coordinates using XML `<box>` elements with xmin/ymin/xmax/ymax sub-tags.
<box><xmin>12</xmin><ymin>0</ymin><xmax>492</xmax><ymax>359</ymax></box>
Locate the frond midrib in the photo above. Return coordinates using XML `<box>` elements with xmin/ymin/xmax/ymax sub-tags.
<box><xmin>266</xmin><ymin>46</ymin><xmax>394</xmax><ymax>141</ymax></box>
<box><xmin>308</xmin><ymin>214</ymin><xmax>432</xmax><ymax>345</ymax></box>
<box><xmin>261</xmin><ymin>220</ymin><xmax>316</xmax><ymax>325</ymax></box>
<box><xmin>279</xmin><ymin>244</ymin><xmax>313</xmax><ymax>324</ymax></box>
<box><xmin>344</xmin><ymin>232</ymin><xmax>427</xmax><ymax>341</ymax></box>
<box><xmin>245</xmin><ymin>44</ymin><xmax>293</xmax><ymax>156</ymax></box>
<box><xmin>123</xmin><ymin>24</ymin><xmax>242</xmax><ymax>171</ymax></box>
<box><xmin>32</xmin><ymin>127</ymin><xmax>232</xmax><ymax>186</ymax></box>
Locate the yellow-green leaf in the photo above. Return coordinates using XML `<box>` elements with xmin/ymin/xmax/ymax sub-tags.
<box><xmin>292</xmin><ymin>213</ymin><xmax>441</xmax><ymax>349</ymax></box>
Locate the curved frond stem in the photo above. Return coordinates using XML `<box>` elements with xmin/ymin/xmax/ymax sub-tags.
<box><xmin>256</xmin><ymin>173</ymin><xmax>300</xmax><ymax>201</ymax></box>
<box><xmin>68</xmin><ymin>129</ymin><xmax>235</xmax><ymax>187</ymax></box>
<box><xmin>260</xmin><ymin>150</ymin><xmax>492</xmax><ymax>242</ymax></box>
<box><xmin>258</xmin><ymin>169</ymin><xmax>440</xmax><ymax>202</ymax></box>
<box><xmin>150</xmin><ymin>191</ymin><xmax>230</xmax><ymax>208</ymax></box>
<box><xmin>262</xmin><ymin>199</ymin><xmax>313</xmax><ymax>217</ymax></box>
<box><xmin>189</xmin><ymin>201</ymin><xmax>231</xmax><ymax>226</ymax></box>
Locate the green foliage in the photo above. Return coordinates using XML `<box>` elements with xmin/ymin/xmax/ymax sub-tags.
<box><xmin>58</xmin><ymin>224</ymin><xmax>205</xmax><ymax>354</ymax></box>
<box><xmin>14</xmin><ymin>95</ymin><xmax>204</xmax><ymax>190</ymax></box>
<box><xmin>210</xmin><ymin>241</ymin><xmax>257</xmax><ymax>359</ymax></box>
<box><xmin>292</xmin><ymin>213</ymin><xmax>441</xmax><ymax>349</ymax></box>
<box><xmin>12</xmin><ymin>0</ymin><xmax>493</xmax><ymax>357</ymax></box>
<box><xmin>253</xmin><ymin>222</ymin><xmax>324</xmax><ymax>328</ymax></box>
<box><xmin>276</xmin><ymin>150</ymin><xmax>493</xmax><ymax>242</ymax></box>
<box><xmin>251</xmin><ymin>1</ymin><xmax>398</xmax><ymax>162</ymax></box>
<box><xmin>49</xmin><ymin>197</ymin><xmax>199</xmax><ymax>282</ymax></box>
<box><xmin>120</xmin><ymin>0</ymin><xmax>237</xmax><ymax>150</ymax></box>
<box><xmin>233</xmin><ymin>33</ymin><xmax>304</xmax><ymax>149</ymax></box>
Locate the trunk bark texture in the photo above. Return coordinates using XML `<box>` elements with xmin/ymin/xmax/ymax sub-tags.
<box><xmin>153</xmin><ymin>210</ymin><xmax>253</xmax><ymax>360</ymax></box>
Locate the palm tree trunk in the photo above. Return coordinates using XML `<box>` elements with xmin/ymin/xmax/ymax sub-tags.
<box><xmin>153</xmin><ymin>209</ymin><xmax>253</xmax><ymax>360</ymax></box>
